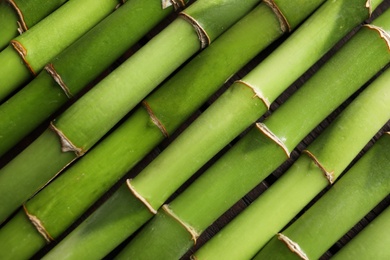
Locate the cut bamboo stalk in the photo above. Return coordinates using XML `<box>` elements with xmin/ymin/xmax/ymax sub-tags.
<box><xmin>0</xmin><ymin>0</ymin><xmax>260</xmax><ymax>225</ymax></box>
<box><xmin>253</xmin><ymin>132</ymin><xmax>390</xmax><ymax>260</ymax></box>
<box><xmin>0</xmin><ymin>0</ymin><xmax>189</xmax><ymax>157</ymax></box>
<box><xmin>0</xmin><ymin>2</ymin><xmax>328</xmax><ymax>259</ymax></box>
<box><xmin>0</xmin><ymin>0</ymin><xmax>120</xmax><ymax>101</ymax></box>
<box><xmin>332</xmin><ymin>205</ymin><xmax>390</xmax><ymax>260</ymax></box>
<box><xmin>193</xmin><ymin>66</ymin><xmax>390</xmax><ymax>260</ymax></box>
<box><xmin>44</xmin><ymin>2</ymin><xmax>390</xmax><ymax>259</ymax></box>
<box><xmin>114</xmin><ymin>8</ymin><xmax>390</xmax><ymax>259</ymax></box>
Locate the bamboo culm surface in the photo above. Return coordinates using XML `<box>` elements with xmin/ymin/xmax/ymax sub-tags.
<box><xmin>0</xmin><ymin>0</ymin><xmax>260</xmax><ymax>229</ymax></box>
<box><xmin>0</xmin><ymin>0</ymin><xmax>120</xmax><ymax>101</ymax></box>
<box><xmin>0</xmin><ymin>1</ymin><xmax>327</xmax><ymax>259</ymax></box>
<box><xmin>0</xmin><ymin>0</ymin><xmax>189</xmax><ymax>157</ymax></box>
<box><xmin>114</xmin><ymin>6</ymin><xmax>390</xmax><ymax>259</ymax></box>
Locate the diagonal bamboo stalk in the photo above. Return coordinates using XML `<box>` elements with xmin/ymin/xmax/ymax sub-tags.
<box><xmin>332</xmin><ymin>205</ymin><xmax>390</xmax><ymax>259</ymax></box>
<box><xmin>45</xmin><ymin>2</ymin><xmax>389</xmax><ymax>259</ymax></box>
<box><xmin>113</xmin><ymin>8</ymin><xmax>390</xmax><ymax>259</ymax></box>
<box><xmin>0</xmin><ymin>1</ymin><xmax>326</xmax><ymax>259</ymax></box>
<box><xmin>0</xmin><ymin>0</ymin><xmax>260</xmax><ymax>225</ymax></box>
<box><xmin>0</xmin><ymin>0</ymin><xmax>68</xmax><ymax>51</ymax></box>
<box><xmin>0</xmin><ymin>0</ymin><xmax>120</xmax><ymax>101</ymax></box>
<box><xmin>253</xmin><ymin>132</ymin><xmax>390</xmax><ymax>260</ymax></box>
<box><xmin>0</xmin><ymin>0</ymin><xmax>189</xmax><ymax>157</ymax></box>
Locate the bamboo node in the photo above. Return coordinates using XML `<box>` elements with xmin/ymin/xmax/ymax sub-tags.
<box><xmin>303</xmin><ymin>149</ymin><xmax>334</xmax><ymax>184</ymax></box>
<box><xmin>126</xmin><ymin>179</ymin><xmax>157</xmax><ymax>214</ymax></box>
<box><xmin>162</xmin><ymin>0</ymin><xmax>187</xmax><ymax>11</ymax></box>
<box><xmin>23</xmin><ymin>205</ymin><xmax>54</xmax><ymax>243</ymax></box>
<box><xmin>235</xmin><ymin>80</ymin><xmax>271</xmax><ymax>109</ymax></box>
<box><xmin>49</xmin><ymin>122</ymin><xmax>85</xmax><ymax>156</ymax></box>
<box><xmin>8</xmin><ymin>0</ymin><xmax>28</xmax><ymax>32</ymax></box>
<box><xmin>263</xmin><ymin>0</ymin><xmax>290</xmax><ymax>32</ymax></box>
<box><xmin>364</xmin><ymin>24</ymin><xmax>390</xmax><ymax>50</ymax></box>
<box><xmin>278</xmin><ymin>233</ymin><xmax>309</xmax><ymax>260</ymax></box>
<box><xmin>45</xmin><ymin>63</ymin><xmax>73</xmax><ymax>98</ymax></box>
<box><xmin>162</xmin><ymin>204</ymin><xmax>200</xmax><ymax>244</ymax></box>
<box><xmin>10</xmin><ymin>40</ymin><xmax>36</xmax><ymax>75</ymax></box>
<box><xmin>142</xmin><ymin>100</ymin><xmax>169</xmax><ymax>138</ymax></box>
<box><xmin>256</xmin><ymin>122</ymin><xmax>290</xmax><ymax>158</ymax></box>
<box><xmin>180</xmin><ymin>12</ymin><xmax>210</xmax><ymax>49</ymax></box>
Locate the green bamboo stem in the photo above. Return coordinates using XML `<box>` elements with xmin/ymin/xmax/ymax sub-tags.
<box><xmin>0</xmin><ymin>0</ymin><xmax>259</xmax><ymax>226</ymax></box>
<box><xmin>253</xmin><ymin>133</ymin><xmax>390</xmax><ymax>260</ymax></box>
<box><xmin>333</xmin><ymin>205</ymin><xmax>390</xmax><ymax>259</ymax></box>
<box><xmin>0</xmin><ymin>2</ymin><xmax>326</xmax><ymax>258</ymax></box>
<box><xmin>0</xmin><ymin>0</ymin><xmax>19</xmax><ymax>51</ymax></box>
<box><xmin>0</xmin><ymin>0</ymin><xmax>188</xmax><ymax>157</ymax></box>
<box><xmin>0</xmin><ymin>0</ymin><xmax>119</xmax><ymax>101</ymax></box>
<box><xmin>193</xmin><ymin>66</ymin><xmax>390</xmax><ymax>260</ymax></box>
<box><xmin>114</xmin><ymin>8</ymin><xmax>390</xmax><ymax>259</ymax></box>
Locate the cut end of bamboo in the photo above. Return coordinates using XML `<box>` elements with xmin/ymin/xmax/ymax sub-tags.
<box><xmin>10</xmin><ymin>39</ymin><xmax>36</xmax><ymax>75</ymax></box>
<box><xmin>162</xmin><ymin>204</ymin><xmax>199</xmax><ymax>244</ymax></box>
<box><xmin>23</xmin><ymin>205</ymin><xmax>53</xmax><ymax>243</ymax></box>
<box><xmin>180</xmin><ymin>12</ymin><xmax>210</xmax><ymax>49</ymax></box>
<box><xmin>45</xmin><ymin>63</ymin><xmax>73</xmax><ymax>98</ymax></box>
<box><xmin>256</xmin><ymin>122</ymin><xmax>291</xmax><ymax>158</ymax></box>
<box><xmin>303</xmin><ymin>149</ymin><xmax>335</xmax><ymax>184</ymax></box>
<box><xmin>142</xmin><ymin>100</ymin><xmax>169</xmax><ymax>137</ymax></box>
<box><xmin>8</xmin><ymin>0</ymin><xmax>28</xmax><ymax>32</ymax></box>
<box><xmin>49</xmin><ymin>122</ymin><xmax>85</xmax><ymax>156</ymax></box>
<box><xmin>235</xmin><ymin>80</ymin><xmax>271</xmax><ymax>109</ymax></box>
<box><xmin>277</xmin><ymin>233</ymin><xmax>309</xmax><ymax>260</ymax></box>
<box><xmin>162</xmin><ymin>0</ymin><xmax>187</xmax><ymax>10</ymax></box>
<box><xmin>126</xmin><ymin>179</ymin><xmax>158</xmax><ymax>214</ymax></box>
<box><xmin>364</xmin><ymin>24</ymin><xmax>390</xmax><ymax>50</ymax></box>
<box><xmin>263</xmin><ymin>0</ymin><xmax>290</xmax><ymax>32</ymax></box>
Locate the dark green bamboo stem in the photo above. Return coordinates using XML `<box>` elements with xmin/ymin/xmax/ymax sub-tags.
<box><xmin>0</xmin><ymin>0</ymin><xmax>119</xmax><ymax>101</ymax></box>
<box><xmin>254</xmin><ymin>133</ymin><xmax>390</xmax><ymax>260</ymax></box>
<box><xmin>333</xmin><ymin>205</ymin><xmax>390</xmax><ymax>259</ymax></box>
<box><xmin>0</xmin><ymin>0</ymin><xmax>19</xmax><ymax>51</ymax></box>
<box><xmin>0</xmin><ymin>0</ymin><xmax>188</xmax><ymax>157</ymax></box>
<box><xmin>0</xmin><ymin>2</ymin><xmax>324</xmax><ymax>258</ymax></box>
<box><xmin>115</xmin><ymin>8</ymin><xmax>390</xmax><ymax>259</ymax></box>
<box><xmin>0</xmin><ymin>0</ymin><xmax>259</xmax><ymax>226</ymax></box>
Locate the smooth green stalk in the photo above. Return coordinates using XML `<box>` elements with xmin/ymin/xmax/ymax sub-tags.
<box><xmin>333</xmin><ymin>205</ymin><xmax>390</xmax><ymax>260</ymax></box>
<box><xmin>0</xmin><ymin>0</ymin><xmax>259</xmax><ymax>225</ymax></box>
<box><xmin>193</xmin><ymin>66</ymin><xmax>390</xmax><ymax>260</ymax></box>
<box><xmin>254</xmin><ymin>133</ymin><xmax>390</xmax><ymax>260</ymax></box>
<box><xmin>0</xmin><ymin>0</ymin><xmax>19</xmax><ymax>51</ymax></box>
<box><xmin>0</xmin><ymin>0</ymin><xmax>187</xmax><ymax>157</ymax></box>
<box><xmin>25</xmin><ymin>2</ymin><xmax>327</xmax><ymax>258</ymax></box>
<box><xmin>0</xmin><ymin>0</ymin><xmax>119</xmax><ymax>101</ymax></box>
<box><xmin>115</xmin><ymin>9</ymin><xmax>390</xmax><ymax>259</ymax></box>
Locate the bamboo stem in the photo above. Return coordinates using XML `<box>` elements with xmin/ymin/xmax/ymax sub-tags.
<box><xmin>253</xmin><ymin>132</ymin><xmax>390</xmax><ymax>259</ymax></box>
<box><xmin>0</xmin><ymin>0</ymin><xmax>19</xmax><ymax>51</ymax></box>
<box><xmin>0</xmin><ymin>0</ymin><xmax>188</xmax><ymax>157</ymax></box>
<box><xmin>0</xmin><ymin>0</ymin><xmax>120</xmax><ymax>101</ymax></box>
<box><xmin>332</xmin><ymin>205</ymin><xmax>390</xmax><ymax>259</ymax></box>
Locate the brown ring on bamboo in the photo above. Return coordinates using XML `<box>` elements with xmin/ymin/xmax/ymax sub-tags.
<box><xmin>303</xmin><ymin>149</ymin><xmax>334</xmax><ymax>184</ymax></box>
<box><xmin>23</xmin><ymin>205</ymin><xmax>54</xmax><ymax>243</ymax></box>
<box><xmin>142</xmin><ymin>100</ymin><xmax>169</xmax><ymax>138</ymax></box>
<box><xmin>162</xmin><ymin>0</ymin><xmax>187</xmax><ymax>11</ymax></box>
<box><xmin>179</xmin><ymin>12</ymin><xmax>210</xmax><ymax>49</ymax></box>
<box><xmin>277</xmin><ymin>233</ymin><xmax>309</xmax><ymax>260</ymax></box>
<box><xmin>162</xmin><ymin>204</ymin><xmax>199</xmax><ymax>244</ymax></box>
<box><xmin>126</xmin><ymin>179</ymin><xmax>157</xmax><ymax>214</ymax></box>
<box><xmin>49</xmin><ymin>121</ymin><xmax>85</xmax><ymax>156</ymax></box>
<box><xmin>7</xmin><ymin>0</ymin><xmax>28</xmax><ymax>33</ymax></box>
<box><xmin>263</xmin><ymin>0</ymin><xmax>290</xmax><ymax>32</ymax></box>
<box><xmin>235</xmin><ymin>80</ymin><xmax>271</xmax><ymax>109</ymax></box>
<box><xmin>45</xmin><ymin>63</ymin><xmax>73</xmax><ymax>98</ymax></box>
<box><xmin>10</xmin><ymin>40</ymin><xmax>36</xmax><ymax>75</ymax></box>
<box><xmin>364</xmin><ymin>24</ymin><xmax>390</xmax><ymax>50</ymax></box>
<box><xmin>256</xmin><ymin>122</ymin><xmax>290</xmax><ymax>158</ymax></box>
